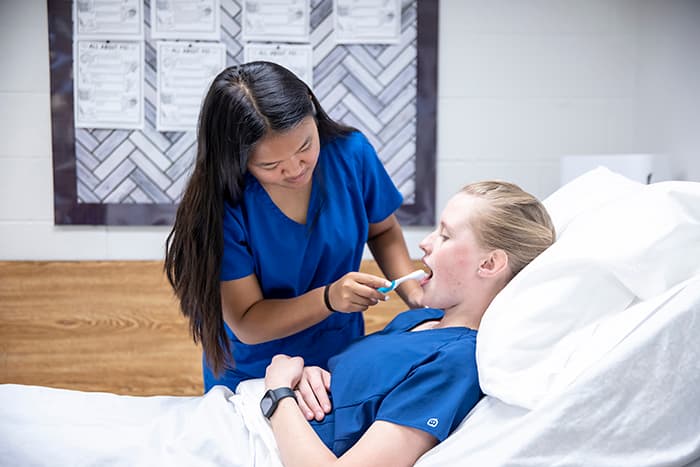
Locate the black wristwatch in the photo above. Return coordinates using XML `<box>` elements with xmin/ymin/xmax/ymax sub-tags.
<box><xmin>260</xmin><ymin>387</ymin><xmax>297</xmax><ymax>419</ymax></box>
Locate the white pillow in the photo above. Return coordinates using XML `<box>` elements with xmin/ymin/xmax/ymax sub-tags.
<box><xmin>543</xmin><ymin>166</ymin><xmax>643</xmax><ymax>234</ymax></box>
<box><xmin>476</xmin><ymin>169</ymin><xmax>700</xmax><ymax>409</ymax></box>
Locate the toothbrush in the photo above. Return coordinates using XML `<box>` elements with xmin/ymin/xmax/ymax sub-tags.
<box><xmin>377</xmin><ymin>270</ymin><xmax>428</xmax><ymax>294</ymax></box>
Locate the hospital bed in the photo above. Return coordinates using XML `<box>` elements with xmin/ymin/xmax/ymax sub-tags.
<box><xmin>1</xmin><ymin>168</ymin><xmax>699</xmax><ymax>466</ymax></box>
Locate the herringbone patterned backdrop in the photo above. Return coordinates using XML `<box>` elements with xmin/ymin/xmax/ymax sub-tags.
<box><xmin>75</xmin><ymin>0</ymin><xmax>418</xmax><ymax>206</ymax></box>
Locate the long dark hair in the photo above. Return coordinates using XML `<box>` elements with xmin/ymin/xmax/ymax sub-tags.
<box><xmin>165</xmin><ymin>61</ymin><xmax>354</xmax><ymax>376</ymax></box>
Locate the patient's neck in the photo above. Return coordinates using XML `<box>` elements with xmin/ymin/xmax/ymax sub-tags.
<box><xmin>409</xmin><ymin>312</ymin><xmax>480</xmax><ymax>332</ymax></box>
<box><xmin>438</xmin><ymin>313</ymin><xmax>480</xmax><ymax>331</ymax></box>
<box><xmin>410</xmin><ymin>319</ymin><xmax>441</xmax><ymax>332</ymax></box>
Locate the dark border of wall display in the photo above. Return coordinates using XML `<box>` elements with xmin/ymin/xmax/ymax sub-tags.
<box><xmin>47</xmin><ymin>0</ymin><xmax>438</xmax><ymax>226</ymax></box>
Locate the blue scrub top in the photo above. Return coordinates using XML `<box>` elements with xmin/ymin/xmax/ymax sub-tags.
<box><xmin>310</xmin><ymin>308</ymin><xmax>482</xmax><ymax>456</ymax></box>
<box><xmin>205</xmin><ymin>131</ymin><xmax>404</xmax><ymax>391</ymax></box>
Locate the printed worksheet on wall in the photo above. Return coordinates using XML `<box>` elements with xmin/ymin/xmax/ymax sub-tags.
<box><xmin>73</xmin><ymin>41</ymin><xmax>144</xmax><ymax>129</ymax></box>
<box><xmin>244</xmin><ymin>43</ymin><xmax>314</xmax><ymax>87</ymax></box>
<box><xmin>156</xmin><ymin>41</ymin><xmax>227</xmax><ymax>132</ymax></box>
<box><xmin>242</xmin><ymin>0</ymin><xmax>311</xmax><ymax>43</ymax></box>
<box><xmin>333</xmin><ymin>0</ymin><xmax>401</xmax><ymax>44</ymax></box>
<box><xmin>74</xmin><ymin>0</ymin><xmax>144</xmax><ymax>40</ymax></box>
<box><xmin>150</xmin><ymin>0</ymin><xmax>221</xmax><ymax>40</ymax></box>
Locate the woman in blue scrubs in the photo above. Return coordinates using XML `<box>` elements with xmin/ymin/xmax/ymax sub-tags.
<box><xmin>261</xmin><ymin>181</ymin><xmax>556</xmax><ymax>466</ymax></box>
<box><xmin>164</xmin><ymin>61</ymin><xmax>423</xmax><ymax>392</ymax></box>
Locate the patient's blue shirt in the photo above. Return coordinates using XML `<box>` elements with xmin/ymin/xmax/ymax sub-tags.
<box><xmin>205</xmin><ymin>132</ymin><xmax>403</xmax><ymax>392</ymax></box>
<box><xmin>310</xmin><ymin>308</ymin><xmax>482</xmax><ymax>456</ymax></box>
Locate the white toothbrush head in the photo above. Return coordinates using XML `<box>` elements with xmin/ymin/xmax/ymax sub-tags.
<box><xmin>403</xmin><ymin>270</ymin><xmax>428</xmax><ymax>282</ymax></box>
<box><xmin>378</xmin><ymin>270</ymin><xmax>429</xmax><ymax>293</ymax></box>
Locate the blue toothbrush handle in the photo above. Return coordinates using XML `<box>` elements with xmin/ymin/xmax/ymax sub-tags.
<box><xmin>377</xmin><ymin>281</ymin><xmax>396</xmax><ymax>294</ymax></box>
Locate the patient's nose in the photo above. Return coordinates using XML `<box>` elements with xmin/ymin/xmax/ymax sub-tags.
<box><xmin>419</xmin><ymin>231</ymin><xmax>435</xmax><ymax>253</ymax></box>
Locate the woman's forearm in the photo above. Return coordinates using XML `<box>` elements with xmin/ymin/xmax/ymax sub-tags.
<box><xmin>224</xmin><ymin>287</ymin><xmax>332</xmax><ymax>345</ymax></box>
<box><xmin>270</xmin><ymin>398</ymin><xmax>337</xmax><ymax>467</ymax></box>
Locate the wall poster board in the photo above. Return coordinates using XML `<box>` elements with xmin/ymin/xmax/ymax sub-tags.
<box><xmin>48</xmin><ymin>0</ymin><xmax>438</xmax><ymax>226</ymax></box>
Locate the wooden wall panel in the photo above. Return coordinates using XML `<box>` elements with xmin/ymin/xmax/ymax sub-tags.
<box><xmin>0</xmin><ymin>260</ymin><xmax>418</xmax><ymax>396</ymax></box>
<box><xmin>0</xmin><ymin>261</ymin><xmax>201</xmax><ymax>395</ymax></box>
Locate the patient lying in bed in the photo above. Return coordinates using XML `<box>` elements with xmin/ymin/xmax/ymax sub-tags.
<box><xmin>0</xmin><ymin>181</ymin><xmax>555</xmax><ymax>467</ymax></box>
<box><xmin>2</xmin><ymin>170</ymin><xmax>700</xmax><ymax>467</ymax></box>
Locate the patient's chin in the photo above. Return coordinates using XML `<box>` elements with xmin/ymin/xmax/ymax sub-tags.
<box><xmin>420</xmin><ymin>284</ymin><xmax>438</xmax><ymax>308</ymax></box>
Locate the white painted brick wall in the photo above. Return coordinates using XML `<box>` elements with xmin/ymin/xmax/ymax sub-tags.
<box><xmin>1</xmin><ymin>0</ymin><xmax>698</xmax><ymax>260</ymax></box>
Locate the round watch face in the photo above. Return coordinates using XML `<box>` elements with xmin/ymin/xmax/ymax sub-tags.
<box><xmin>260</xmin><ymin>395</ymin><xmax>274</xmax><ymax>415</ymax></box>
<box><xmin>260</xmin><ymin>387</ymin><xmax>295</xmax><ymax>418</ymax></box>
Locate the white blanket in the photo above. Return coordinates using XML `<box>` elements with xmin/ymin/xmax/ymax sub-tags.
<box><xmin>0</xmin><ymin>380</ymin><xmax>279</xmax><ymax>467</ymax></box>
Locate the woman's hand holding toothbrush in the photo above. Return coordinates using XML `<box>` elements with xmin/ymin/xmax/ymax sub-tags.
<box><xmin>378</xmin><ymin>270</ymin><xmax>427</xmax><ymax>310</ymax></box>
<box><xmin>325</xmin><ymin>272</ymin><xmax>393</xmax><ymax>313</ymax></box>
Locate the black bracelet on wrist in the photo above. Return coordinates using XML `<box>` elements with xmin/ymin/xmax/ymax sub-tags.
<box><xmin>323</xmin><ymin>284</ymin><xmax>337</xmax><ymax>313</ymax></box>
<box><xmin>260</xmin><ymin>387</ymin><xmax>297</xmax><ymax>419</ymax></box>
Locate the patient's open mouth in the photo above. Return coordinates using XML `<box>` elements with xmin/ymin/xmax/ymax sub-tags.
<box><xmin>420</xmin><ymin>266</ymin><xmax>433</xmax><ymax>286</ymax></box>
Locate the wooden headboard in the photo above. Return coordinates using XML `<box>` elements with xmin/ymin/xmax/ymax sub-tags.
<box><xmin>0</xmin><ymin>261</ymin><xmax>414</xmax><ymax>396</ymax></box>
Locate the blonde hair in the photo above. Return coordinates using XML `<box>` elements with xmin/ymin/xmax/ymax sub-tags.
<box><xmin>461</xmin><ymin>181</ymin><xmax>555</xmax><ymax>276</ymax></box>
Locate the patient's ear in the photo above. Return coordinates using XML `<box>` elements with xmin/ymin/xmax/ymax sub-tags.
<box><xmin>478</xmin><ymin>250</ymin><xmax>509</xmax><ymax>278</ymax></box>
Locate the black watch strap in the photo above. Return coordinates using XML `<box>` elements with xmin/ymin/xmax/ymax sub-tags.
<box><xmin>260</xmin><ymin>387</ymin><xmax>297</xmax><ymax>419</ymax></box>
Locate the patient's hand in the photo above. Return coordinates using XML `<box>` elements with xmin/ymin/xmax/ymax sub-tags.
<box><xmin>295</xmin><ymin>366</ymin><xmax>332</xmax><ymax>421</ymax></box>
<box><xmin>264</xmin><ymin>354</ymin><xmax>304</xmax><ymax>390</ymax></box>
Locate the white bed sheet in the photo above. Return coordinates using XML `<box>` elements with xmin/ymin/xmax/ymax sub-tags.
<box><xmin>0</xmin><ymin>379</ymin><xmax>280</xmax><ymax>467</ymax></box>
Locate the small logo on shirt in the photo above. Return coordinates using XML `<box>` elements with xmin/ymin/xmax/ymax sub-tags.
<box><xmin>427</xmin><ymin>418</ymin><xmax>439</xmax><ymax>428</ymax></box>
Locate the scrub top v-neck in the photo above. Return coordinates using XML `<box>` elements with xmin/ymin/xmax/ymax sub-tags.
<box><xmin>206</xmin><ymin>131</ymin><xmax>403</xmax><ymax>391</ymax></box>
